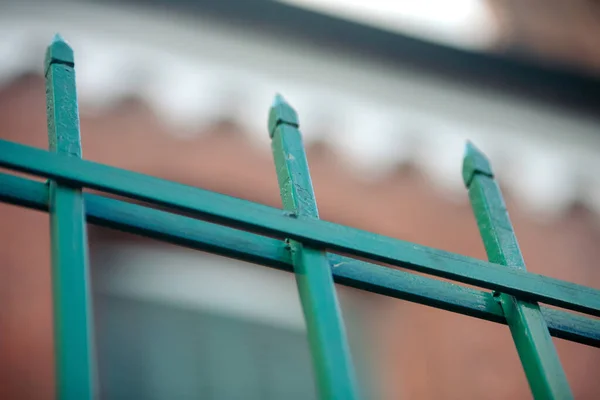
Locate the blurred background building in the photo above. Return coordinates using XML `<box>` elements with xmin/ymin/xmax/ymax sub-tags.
<box><xmin>1</xmin><ymin>0</ymin><xmax>600</xmax><ymax>399</ymax></box>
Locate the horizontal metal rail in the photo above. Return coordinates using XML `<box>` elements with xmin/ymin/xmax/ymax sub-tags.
<box><xmin>0</xmin><ymin>172</ymin><xmax>598</xmax><ymax>347</ymax></box>
<box><xmin>0</xmin><ymin>139</ymin><xmax>599</xmax><ymax>317</ymax></box>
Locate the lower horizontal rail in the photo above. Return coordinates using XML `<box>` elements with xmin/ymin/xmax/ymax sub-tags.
<box><xmin>0</xmin><ymin>172</ymin><xmax>598</xmax><ymax>347</ymax></box>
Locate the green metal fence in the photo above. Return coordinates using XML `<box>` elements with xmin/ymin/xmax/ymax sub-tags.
<box><xmin>1</xmin><ymin>35</ymin><xmax>599</xmax><ymax>400</ymax></box>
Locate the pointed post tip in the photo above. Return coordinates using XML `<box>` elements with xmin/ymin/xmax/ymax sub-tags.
<box><xmin>45</xmin><ymin>33</ymin><xmax>74</xmax><ymax>72</ymax></box>
<box><xmin>462</xmin><ymin>140</ymin><xmax>494</xmax><ymax>187</ymax></box>
<box><xmin>272</xmin><ymin>93</ymin><xmax>287</xmax><ymax>107</ymax></box>
<box><xmin>268</xmin><ymin>93</ymin><xmax>299</xmax><ymax>138</ymax></box>
<box><xmin>464</xmin><ymin>140</ymin><xmax>477</xmax><ymax>155</ymax></box>
<box><xmin>51</xmin><ymin>33</ymin><xmax>66</xmax><ymax>44</ymax></box>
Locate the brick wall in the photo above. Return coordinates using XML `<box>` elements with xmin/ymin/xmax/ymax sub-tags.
<box><xmin>1</xmin><ymin>75</ymin><xmax>599</xmax><ymax>399</ymax></box>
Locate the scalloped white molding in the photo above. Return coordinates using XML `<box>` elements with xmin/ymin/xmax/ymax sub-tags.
<box><xmin>2</xmin><ymin>2</ymin><xmax>600</xmax><ymax>221</ymax></box>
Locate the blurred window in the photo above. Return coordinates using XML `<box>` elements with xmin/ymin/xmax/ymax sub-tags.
<box><xmin>90</xmin><ymin>241</ymin><xmax>369</xmax><ymax>399</ymax></box>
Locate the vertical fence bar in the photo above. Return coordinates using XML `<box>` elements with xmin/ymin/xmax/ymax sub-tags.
<box><xmin>45</xmin><ymin>34</ymin><xmax>95</xmax><ymax>400</ymax></box>
<box><xmin>463</xmin><ymin>142</ymin><xmax>572</xmax><ymax>399</ymax></box>
<box><xmin>269</xmin><ymin>95</ymin><xmax>359</xmax><ymax>400</ymax></box>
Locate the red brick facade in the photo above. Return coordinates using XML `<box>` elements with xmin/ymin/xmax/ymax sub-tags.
<box><xmin>1</xmin><ymin>75</ymin><xmax>599</xmax><ymax>399</ymax></box>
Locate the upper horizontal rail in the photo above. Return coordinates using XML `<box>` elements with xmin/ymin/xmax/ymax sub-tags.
<box><xmin>0</xmin><ymin>138</ymin><xmax>599</xmax><ymax>317</ymax></box>
<box><xmin>0</xmin><ymin>171</ymin><xmax>597</xmax><ymax>347</ymax></box>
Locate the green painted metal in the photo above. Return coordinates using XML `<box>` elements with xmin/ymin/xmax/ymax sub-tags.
<box><xmin>45</xmin><ymin>35</ymin><xmax>95</xmax><ymax>400</ymax></box>
<box><xmin>269</xmin><ymin>95</ymin><xmax>359</xmax><ymax>399</ymax></box>
<box><xmin>0</xmin><ymin>139</ymin><xmax>599</xmax><ymax>317</ymax></box>
<box><xmin>0</xmin><ymin>172</ymin><xmax>598</xmax><ymax>347</ymax></box>
<box><xmin>2</xmin><ymin>36</ymin><xmax>600</xmax><ymax>399</ymax></box>
<box><xmin>463</xmin><ymin>142</ymin><xmax>573</xmax><ymax>400</ymax></box>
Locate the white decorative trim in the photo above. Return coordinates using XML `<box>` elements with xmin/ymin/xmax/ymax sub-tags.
<box><xmin>2</xmin><ymin>2</ymin><xmax>600</xmax><ymax>220</ymax></box>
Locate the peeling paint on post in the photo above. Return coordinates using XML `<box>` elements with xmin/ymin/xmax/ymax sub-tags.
<box><xmin>269</xmin><ymin>94</ymin><xmax>359</xmax><ymax>400</ymax></box>
<box><xmin>45</xmin><ymin>34</ymin><xmax>95</xmax><ymax>400</ymax></box>
<box><xmin>463</xmin><ymin>142</ymin><xmax>573</xmax><ymax>400</ymax></box>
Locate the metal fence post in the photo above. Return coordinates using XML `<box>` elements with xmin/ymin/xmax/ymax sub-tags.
<box><xmin>45</xmin><ymin>34</ymin><xmax>95</xmax><ymax>400</ymax></box>
<box><xmin>269</xmin><ymin>94</ymin><xmax>359</xmax><ymax>400</ymax></box>
<box><xmin>463</xmin><ymin>142</ymin><xmax>572</xmax><ymax>399</ymax></box>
